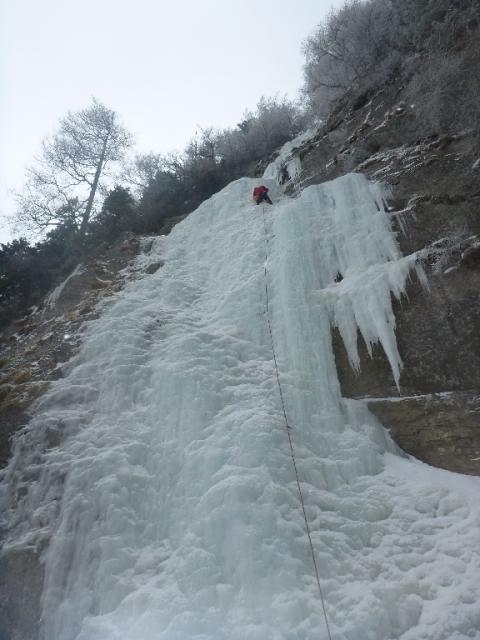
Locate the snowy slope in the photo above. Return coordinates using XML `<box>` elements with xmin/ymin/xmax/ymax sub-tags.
<box><xmin>1</xmin><ymin>173</ymin><xmax>480</xmax><ymax>640</ymax></box>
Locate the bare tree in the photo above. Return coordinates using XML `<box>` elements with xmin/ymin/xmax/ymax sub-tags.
<box><xmin>302</xmin><ymin>0</ymin><xmax>399</xmax><ymax>114</ymax></box>
<box><xmin>15</xmin><ymin>99</ymin><xmax>132</xmax><ymax>238</ymax></box>
<box><xmin>121</xmin><ymin>152</ymin><xmax>164</xmax><ymax>196</ymax></box>
<box><xmin>215</xmin><ymin>96</ymin><xmax>305</xmax><ymax>166</ymax></box>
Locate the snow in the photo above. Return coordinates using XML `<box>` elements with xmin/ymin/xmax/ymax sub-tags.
<box><xmin>1</xmin><ymin>173</ymin><xmax>479</xmax><ymax>640</ymax></box>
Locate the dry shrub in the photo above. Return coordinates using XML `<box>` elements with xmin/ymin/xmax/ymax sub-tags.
<box><xmin>405</xmin><ymin>37</ymin><xmax>480</xmax><ymax>137</ymax></box>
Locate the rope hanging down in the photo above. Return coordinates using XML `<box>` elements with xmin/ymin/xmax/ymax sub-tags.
<box><xmin>260</xmin><ymin>203</ymin><xmax>333</xmax><ymax>640</ymax></box>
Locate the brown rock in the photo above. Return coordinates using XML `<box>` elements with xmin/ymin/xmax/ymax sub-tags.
<box><xmin>461</xmin><ymin>245</ymin><xmax>480</xmax><ymax>268</ymax></box>
<box><xmin>0</xmin><ymin>547</ymin><xmax>44</xmax><ymax>640</ymax></box>
<box><xmin>145</xmin><ymin>261</ymin><xmax>165</xmax><ymax>274</ymax></box>
<box><xmin>365</xmin><ymin>392</ymin><xmax>480</xmax><ymax>475</ymax></box>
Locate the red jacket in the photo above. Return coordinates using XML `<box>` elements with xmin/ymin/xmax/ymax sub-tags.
<box><xmin>253</xmin><ymin>185</ymin><xmax>269</xmax><ymax>197</ymax></box>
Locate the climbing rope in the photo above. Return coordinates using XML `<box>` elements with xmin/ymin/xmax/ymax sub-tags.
<box><xmin>260</xmin><ymin>202</ymin><xmax>333</xmax><ymax>640</ymax></box>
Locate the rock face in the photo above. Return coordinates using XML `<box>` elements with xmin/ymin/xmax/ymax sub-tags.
<box><xmin>366</xmin><ymin>393</ymin><xmax>480</xmax><ymax>475</ymax></box>
<box><xmin>274</xmin><ymin>79</ymin><xmax>480</xmax><ymax>475</ymax></box>
<box><xmin>0</xmin><ymin>547</ymin><xmax>44</xmax><ymax>640</ymax></box>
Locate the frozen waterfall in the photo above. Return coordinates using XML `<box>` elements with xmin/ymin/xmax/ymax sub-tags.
<box><xmin>1</xmin><ymin>173</ymin><xmax>480</xmax><ymax>640</ymax></box>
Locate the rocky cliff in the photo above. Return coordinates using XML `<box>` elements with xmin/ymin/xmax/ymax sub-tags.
<box><xmin>0</xmin><ymin>82</ymin><xmax>479</xmax><ymax>640</ymax></box>
<box><xmin>1</xmin><ymin>55</ymin><xmax>479</xmax><ymax>485</ymax></box>
<box><xmin>2</xmin><ymin>103</ymin><xmax>479</xmax><ymax>485</ymax></box>
<box><xmin>265</xmin><ymin>74</ymin><xmax>480</xmax><ymax>475</ymax></box>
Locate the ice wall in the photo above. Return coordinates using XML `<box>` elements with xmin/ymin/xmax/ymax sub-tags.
<box><xmin>1</xmin><ymin>174</ymin><xmax>479</xmax><ymax>640</ymax></box>
<box><xmin>263</xmin><ymin>128</ymin><xmax>317</xmax><ymax>186</ymax></box>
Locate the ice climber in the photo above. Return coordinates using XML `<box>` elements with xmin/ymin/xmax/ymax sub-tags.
<box><xmin>253</xmin><ymin>185</ymin><xmax>273</xmax><ymax>205</ymax></box>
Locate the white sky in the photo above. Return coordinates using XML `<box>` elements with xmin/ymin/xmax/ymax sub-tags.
<box><xmin>0</xmin><ymin>0</ymin><xmax>344</xmax><ymax>243</ymax></box>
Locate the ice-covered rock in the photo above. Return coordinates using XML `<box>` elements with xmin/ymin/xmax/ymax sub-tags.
<box><xmin>1</xmin><ymin>174</ymin><xmax>479</xmax><ymax>640</ymax></box>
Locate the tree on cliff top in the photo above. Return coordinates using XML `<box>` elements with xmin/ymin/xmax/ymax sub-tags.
<box><xmin>15</xmin><ymin>99</ymin><xmax>132</xmax><ymax>239</ymax></box>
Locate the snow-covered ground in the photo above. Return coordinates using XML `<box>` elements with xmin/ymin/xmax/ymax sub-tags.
<box><xmin>1</xmin><ymin>171</ymin><xmax>480</xmax><ymax>640</ymax></box>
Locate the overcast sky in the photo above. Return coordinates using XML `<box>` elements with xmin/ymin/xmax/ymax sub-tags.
<box><xmin>0</xmin><ymin>0</ymin><xmax>344</xmax><ymax>243</ymax></box>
